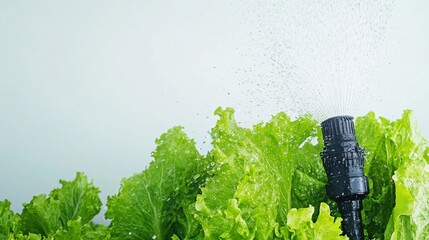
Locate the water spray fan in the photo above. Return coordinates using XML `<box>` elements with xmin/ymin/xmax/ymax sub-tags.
<box><xmin>320</xmin><ymin>116</ymin><xmax>369</xmax><ymax>240</ymax></box>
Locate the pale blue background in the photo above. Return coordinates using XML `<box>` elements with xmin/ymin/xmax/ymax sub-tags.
<box><xmin>1</xmin><ymin>1</ymin><xmax>428</xmax><ymax>223</ymax></box>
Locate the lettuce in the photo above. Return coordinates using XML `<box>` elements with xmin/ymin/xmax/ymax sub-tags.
<box><xmin>355</xmin><ymin>111</ymin><xmax>428</xmax><ymax>239</ymax></box>
<box><xmin>383</xmin><ymin>162</ymin><xmax>429</xmax><ymax>239</ymax></box>
<box><xmin>18</xmin><ymin>172</ymin><xmax>102</xmax><ymax>237</ymax></box>
<box><xmin>251</xmin><ymin>110</ymin><xmax>330</xmax><ymax>237</ymax></box>
<box><xmin>47</xmin><ymin>219</ymin><xmax>111</xmax><ymax>240</ymax></box>
<box><xmin>106</xmin><ymin>126</ymin><xmax>209</xmax><ymax>239</ymax></box>
<box><xmin>194</xmin><ymin>108</ymin><xmax>279</xmax><ymax>239</ymax></box>
<box><xmin>7</xmin><ymin>233</ymin><xmax>42</xmax><ymax>240</ymax></box>
<box><xmin>102</xmin><ymin>108</ymin><xmax>429</xmax><ymax>239</ymax></box>
<box><xmin>2</xmin><ymin>108</ymin><xmax>428</xmax><ymax>239</ymax></box>
<box><xmin>105</xmin><ymin>108</ymin><xmax>336</xmax><ymax>239</ymax></box>
<box><xmin>287</xmin><ymin>203</ymin><xmax>346</xmax><ymax>240</ymax></box>
<box><xmin>0</xmin><ymin>200</ymin><xmax>19</xmax><ymax>240</ymax></box>
<box><xmin>3</xmin><ymin>172</ymin><xmax>106</xmax><ymax>239</ymax></box>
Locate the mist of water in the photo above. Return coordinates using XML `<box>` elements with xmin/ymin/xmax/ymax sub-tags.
<box><xmin>238</xmin><ymin>0</ymin><xmax>394</xmax><ymax>121</ymax></box>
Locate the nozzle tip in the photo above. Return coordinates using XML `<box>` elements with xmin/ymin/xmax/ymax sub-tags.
<box><xmin>321</xmin><ymin>116</ymin><xmax>356</xmax><ymax>144</ymax></box>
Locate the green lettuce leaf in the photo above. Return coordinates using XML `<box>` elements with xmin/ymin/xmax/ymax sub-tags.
<box><xmin>1</xmin><ymin>200</ymin><xmax>20</xmax><ymax>239</ymax></box>
<box><xmin>18</xmin><ymin>194</ymin><xmax>62</xmax><ymax>236</ymax></box>
<box><xmin>355</xmin><ymin>110</ymin><xmax>427</xmax><ymax>239</ymax></box>
<box><xmin>195</xmin><ymin>107</ymin><xmax>279</xmax><ymax>239</ymax></box>
<box><xmin>106</xmin><ymin>126</ymin><xmax>208</xmax><ymax>240</ymax></box>
<box><xmin>252</xmin><ymin>112</ymin><xmax>329</xmax><ymax>237</ymax></box>
<box><xmin>47</xmin><ymin>218</ymin><xmax>111</xmax><ymax>240</ymax></box>
<box><xmin>18</xmin><ymin>173</ymin><xmax>101</xmax><ymax>236</ymax></box>
<box><xmin>384</xmin><ymin>161</ymin><xmax>429</xmax><ymax>239</ymax></box>
<box><xmin>7</xmin><ymin>233</ymin><xmax>42</xmax><ymax>240</ymax></box>
<box><xmin>50</xmin><ymin>173</ymin><xmax>102</xmax><ymax>227</ymax></box>
<box><xmin>355</xmin><ymin>112</ymin><xmax>390</xmax><ymax>161</ymax></box>
<box><xmin>287</xmin><ymin>202</ymin><xmax>346</xmax><ymax>240</ymax></box>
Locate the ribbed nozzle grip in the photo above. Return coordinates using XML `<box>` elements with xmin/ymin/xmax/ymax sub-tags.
<box><xmin>321</xmin><ymin>116</ymin><xmax>356</xmax><ymax>144</ymax></box>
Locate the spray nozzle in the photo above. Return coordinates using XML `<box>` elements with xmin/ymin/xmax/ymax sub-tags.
<box><xmin>320</xmin><ymin>116</ymin><xmax>369</xmax><ymax>240</ymax></box>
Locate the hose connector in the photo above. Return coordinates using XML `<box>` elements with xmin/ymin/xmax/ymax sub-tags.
<box><xmin>320</xmin><ymin>116</ymin><xmax>369</xmax><ymax>240</ymax></box>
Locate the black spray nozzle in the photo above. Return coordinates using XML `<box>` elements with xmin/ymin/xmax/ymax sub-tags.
<box><xmin>320</xmin><ymin>116</ymin><xmax>369</xmax><ymax>240</ymax></box>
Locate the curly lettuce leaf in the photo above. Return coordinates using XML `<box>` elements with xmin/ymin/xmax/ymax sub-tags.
<box><xmin>355</xmin><ymin>112</ymin><xmax>390</xmax><ymax>162</ymax></box>
<box><xmin>19</xmin><ymin>194</ymin><xmax>62</xmax><ymax>236</ymax></box>
<box><xmin>50</xmin><ymin>173</ymin><xmax>102</xmax><ymax>227</ymax></box>
<box><xmin>47</xmin><ymin>218</ymin><xmax>111</xmax><ymax>240</ymax></box>
<box><xmin>252</xmin><ymin>112</ymin><xmax>329</xmax><ymax>237</ymax></box>
<box><xmin>18</xmin><ymin>173</ymin><xmax>101</xmax><ymax>236</ymax></box>
<box><xmin>287</xmin><ymin>203</ymin><xmax>346</xmax><ymax>240</ymax></box>
<box><xmin>106</xmin><ymin>126</ymin><xmax>208</xmax><ymax>240</ymax></box>
<box><xmin>1</xmin><ymin>200</ymin><xmax>20</xmax><ymax>239</ymax></box>
<box><xmin>7</xmin><ymin>233</ymin><xmax>42</xmax><ymax>240</ymax></box>
<box><xmin>195</xmin><ymin>107</ymin><xmax>279</xmax><ymax>239</ymax></box>
<box><xmin>355</xmin><ymin>110</ymin><xmax>427</xmax><ymax>239</ymax></box>
<box><xmin>383</xmin><ymin>161</ymin><xmax>429</xmax><ymax>239</ymax></box>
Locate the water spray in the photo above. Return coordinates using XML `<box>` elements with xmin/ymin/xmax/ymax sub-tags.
<box><xmin>320</xmin><ymin>116</ymin><xmax>369</xmax><ymax>240</ymax></box>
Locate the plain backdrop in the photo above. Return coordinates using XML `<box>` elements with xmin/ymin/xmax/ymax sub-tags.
<box><xmin>1</xmin><ymin>0</ymin><xmax>428</xmax><ymax>223</ymax></box>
